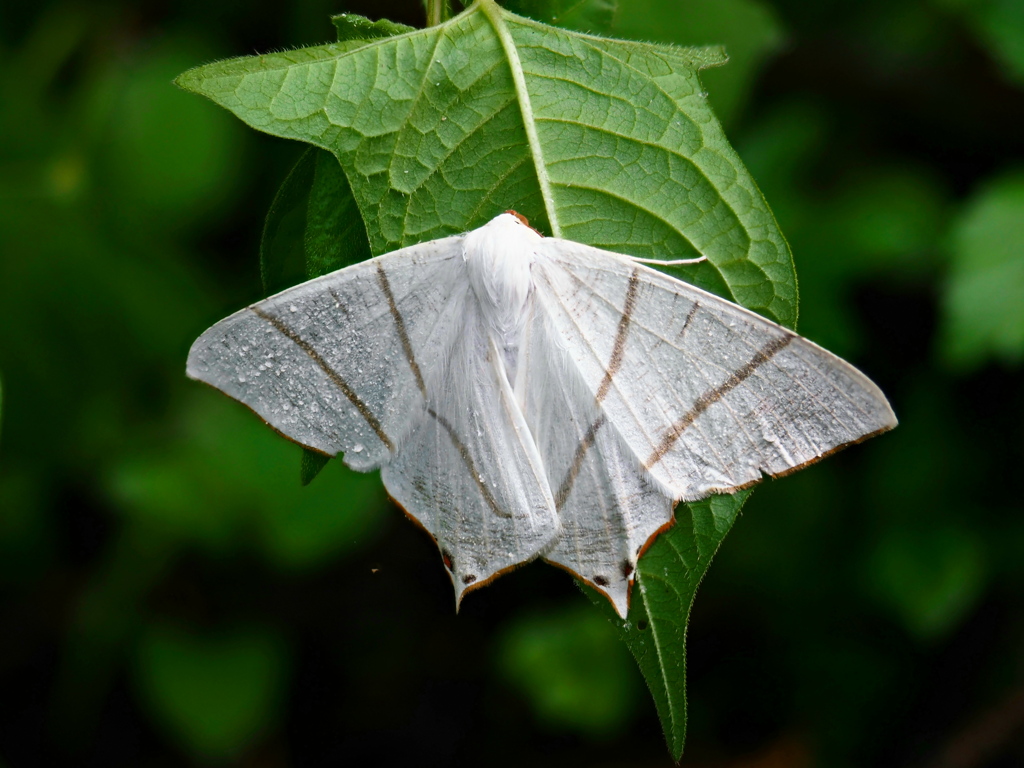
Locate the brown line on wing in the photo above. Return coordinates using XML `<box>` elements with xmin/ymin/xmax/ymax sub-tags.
<box><xmin>554</xmin><ymin>414</ymin><xmax>607</xmax><ymax>511</ymax></box>
<box><xmin>679</xmin><ymin>301</ymin><xmax>699</xmax><ymax>337</ymax></box>
<box><xmin>553</xmin><ymin>269</ymin><xmax>639</xmax><ymax>510</ymax></box>
<box><xmin>426</xmin><ymin>407</ymin><xmax>511</xmax><ymax>519</ymax></box>
<box><xmin>376</xmin><ymin>263</ymin><xmax>427</xmax><ymax>397</ymax></box>
<box><xmin>646</xmin><ymin>333</ymin><xmax>795</xmax><ymax>468</ymax></box>
<box><xmin>595</xmin><ymin>268</ymin><xmax>640</xmax><ymax>403</ymax></box>
<box><xmin>250</xmin><ymin>306</ymin><xmax>394</xmax><ymax>452</ymax></box>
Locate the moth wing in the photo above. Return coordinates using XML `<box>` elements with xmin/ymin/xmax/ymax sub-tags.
<box><xmin>189</xmin><ymin>233</ymin><xmax>560</xmax><ymax>602</ymax></box>
<box><xmin>382</xmin><ymin>296</ymin><xmax>559</xmax><ymax>606</ymax></box>
<box><xmin>516</xmin><ymin>304</ymin><xmax>672</xmax><ymax>618</ymax></box>
<box><xmin>186</xmin><ymin>235</ymin><xmax>466</xmax><ymax>470</ymax></box>
<box><xmin>532</xmin><ymin>241</ymin><xmax>898</xmax><ymax>502</ymax></box>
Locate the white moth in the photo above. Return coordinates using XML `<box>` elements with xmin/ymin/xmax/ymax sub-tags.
<box><xmin>187</xmin><ymin>212</ymin><xmax>896</xmax><ymax>617</ymax></box>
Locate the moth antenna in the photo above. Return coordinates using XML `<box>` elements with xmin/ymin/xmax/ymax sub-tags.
<box><xmin>631</xmin><ymin>255</ymin><xmax>707</xmax><ymax>266</ymax></box>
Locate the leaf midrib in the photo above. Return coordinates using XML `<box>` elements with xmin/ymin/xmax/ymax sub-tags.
<box><xmin>639</xmin><ymin>566</ymin><xmax>686</xmax><ymax>748</ymax></box>
<box><xmin>478</xmin><ymin>0</ymin><xmax>560</xmax><ymax>236</ymax></box>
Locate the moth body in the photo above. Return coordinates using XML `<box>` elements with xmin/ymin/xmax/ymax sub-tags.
<box><xmin>463</xmin><ymin>213</ymin><xmax>540</xmax><ymax>381</ymax></box>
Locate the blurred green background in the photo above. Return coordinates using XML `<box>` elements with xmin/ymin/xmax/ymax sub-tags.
<box><xmin>1</xmin><ymin>0</ymin><xmax>1023</xmax><ymax>766</ymax></box>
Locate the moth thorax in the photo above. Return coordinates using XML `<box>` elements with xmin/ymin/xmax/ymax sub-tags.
<box><xmin>463</xmin><ymin>213</ymin><xmax>540</xmax><ymax>339</ymax></box>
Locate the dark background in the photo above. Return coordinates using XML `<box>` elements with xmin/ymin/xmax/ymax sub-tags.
<box><xmin>1</xmin><ymin>0</ymin><xmax>1023</xmax><ymax>766</ymax></box>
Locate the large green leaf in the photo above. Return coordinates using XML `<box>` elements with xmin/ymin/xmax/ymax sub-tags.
<box><xmin>176</xmin><ymin>0</ymin><xmax>796</xmax><ymax>325</ymax></box>
<box><xmin>500</xmin><ymin>0</ymin><xmax>782</xmax><ymax>125</ymax></box>
<box><xmin>176</xmin><ymin>1</ymin><xmax>796</xmax><ymax>757</ymax></box>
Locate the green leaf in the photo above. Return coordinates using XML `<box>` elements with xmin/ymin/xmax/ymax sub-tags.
<box><xmin>135</xmin><ymin>623</ymin><xmax>288</xmax><ymax>761</ymax></box>
<box><xmin>502</xmin><ymin>0</ymin><xmax>616</xmax><ymax>34</ymax></box>
<box><xmin>259</xmin><ymin>146</ymin><xmax>374</xmax><ymax>484</ymax></box>
<box><xmin>299</xmin><ymin>449</ymin><xmax>330</xmax><ymax>486</ymax></box>
<box><xmin>331</xmin><ymin>12</ymin><xmax>417</xmax><ymax>41</ymax></box>
<box><xmin>304</xmin><ymin>148</ymin><xmax>373</xmax><ymax>278</ymax></box>
<box><xmin>175</xmin><ymin>0</ymin><xmax>796</xmax><ymax>326</ymax></box>
<box><xmin>257</xmin><ymin>152</ymin><xmax>338</xmax><ymax>482</ymax></box>
<box><xmin>260</xmin><ymin>147</ymin><xmax>317</xmax><ymax>296</ymax></box>
<box><xmin>610</xmin><ymin>0</ymin><xmax>783</xmax><ymax>125</ymax></box>
<box><xmin>259</xmin><ymin>131</ymin><xmax>373</xmax><ymax>297</ymax></box>
<box><xmin>296</xmin><ymin>148</ymin><xmax>374</xmax><ymax>484</ymax></box>
<box><xmin>584</xmin><ymin>490</ymin><xmax>751</xmax><ymax>759</ymax></box>
<box><xmin>940</xmin><ymin>170</ymin><xmax>1024</xmax><ymax>369</ymax></box>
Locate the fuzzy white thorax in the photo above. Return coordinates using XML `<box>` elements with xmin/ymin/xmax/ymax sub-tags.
<box><xmin>463</xmin><ymin>214</ymin><xmax>542</xmax><ymax>383</ymax></box>
<box><xmin>463</xmin><ymin>213</ymin><xmax>540</xmax><ymax>339</ymax></box>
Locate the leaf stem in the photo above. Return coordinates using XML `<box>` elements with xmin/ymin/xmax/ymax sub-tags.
<box><xmin>478</xmin><ymin>0</ymin><xmax>561</xmax><ymax>236</ymax></box>
<box><xmin>426</xmin><ymin>0</ymin><xmax>450</xmax><ymax>27</ymax></box>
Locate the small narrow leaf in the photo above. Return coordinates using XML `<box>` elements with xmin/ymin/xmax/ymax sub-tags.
<box><xmin>584</xmin><ymin>490</ymin><xmax>751</xmax><ymax>760</ymax></box>
<box><xmin>331</xmin><ymin>13</ymin><xmax>416</xmax><ymax>41</ymax></box>
<box><xmin>259</xmin><ymin>150</ymin><xmax>330</xmax><ymax>481</ymax></box>
<box><xmin>257</xmin><ymin>13</ymin><xmax>407</xmax><ymax>484</ymax></box>
<box><xmin>502</xmin><ymin>0</ymin><xmax>616</xmax><ymax>34</ymax></box>
<box><xmin>260</xmin><ymin>148</ymin><xmax>316</xmax><ymax>296</ymax></box>
<box><xmin>299</xmin><ymin>449</ymin><xmax>331</xmax><ymax>487</ymax></box>
<box><xmin>295</xmin><ymin>151</ymin><xmax>371</xmax><ymax>485</ymax></box>
<box><xmin>304</xmin><ymin>149</ymin><xmax>372</xmax><ymax>279</ymax></box>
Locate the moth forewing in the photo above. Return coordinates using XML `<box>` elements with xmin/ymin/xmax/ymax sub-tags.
<box><xmin>531</xmin><ymin>239</ymin><xmax>898</xmax><ymax>505</ymax></box>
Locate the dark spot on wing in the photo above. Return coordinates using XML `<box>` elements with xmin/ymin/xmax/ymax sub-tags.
<box><xmin>441</xmin><ymin>549</ymin><xmax>454</xmax><ymax>571</ymax></box>
<box><xmin>593</xmin><ymin>575</ymin><xmax>609</xmax><ymax>587</ymax></box>
<box><xmin>621</xmin><ymin>561</ymin><xmax>634</xmax><ymax>578</ymax></box>
<box><xmin>462</xmin><ymin>574</ymin><xmax>477</xmax><ymax>585</ymax></box>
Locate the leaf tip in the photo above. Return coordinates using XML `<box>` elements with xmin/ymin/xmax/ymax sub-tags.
<box><xmin>300</xmin><ymin>449</ymin><xmax>331</xmax><ymax>486</ymax></box>
<box><xmin>692</xmin><ymin>44</ymin><xmax>729</xmax><ymax>70</ymax></box>
<box><xmin>173</xmin><ymin>66</ymin><xmax>202</xmax><ymax>94</ymax></box>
